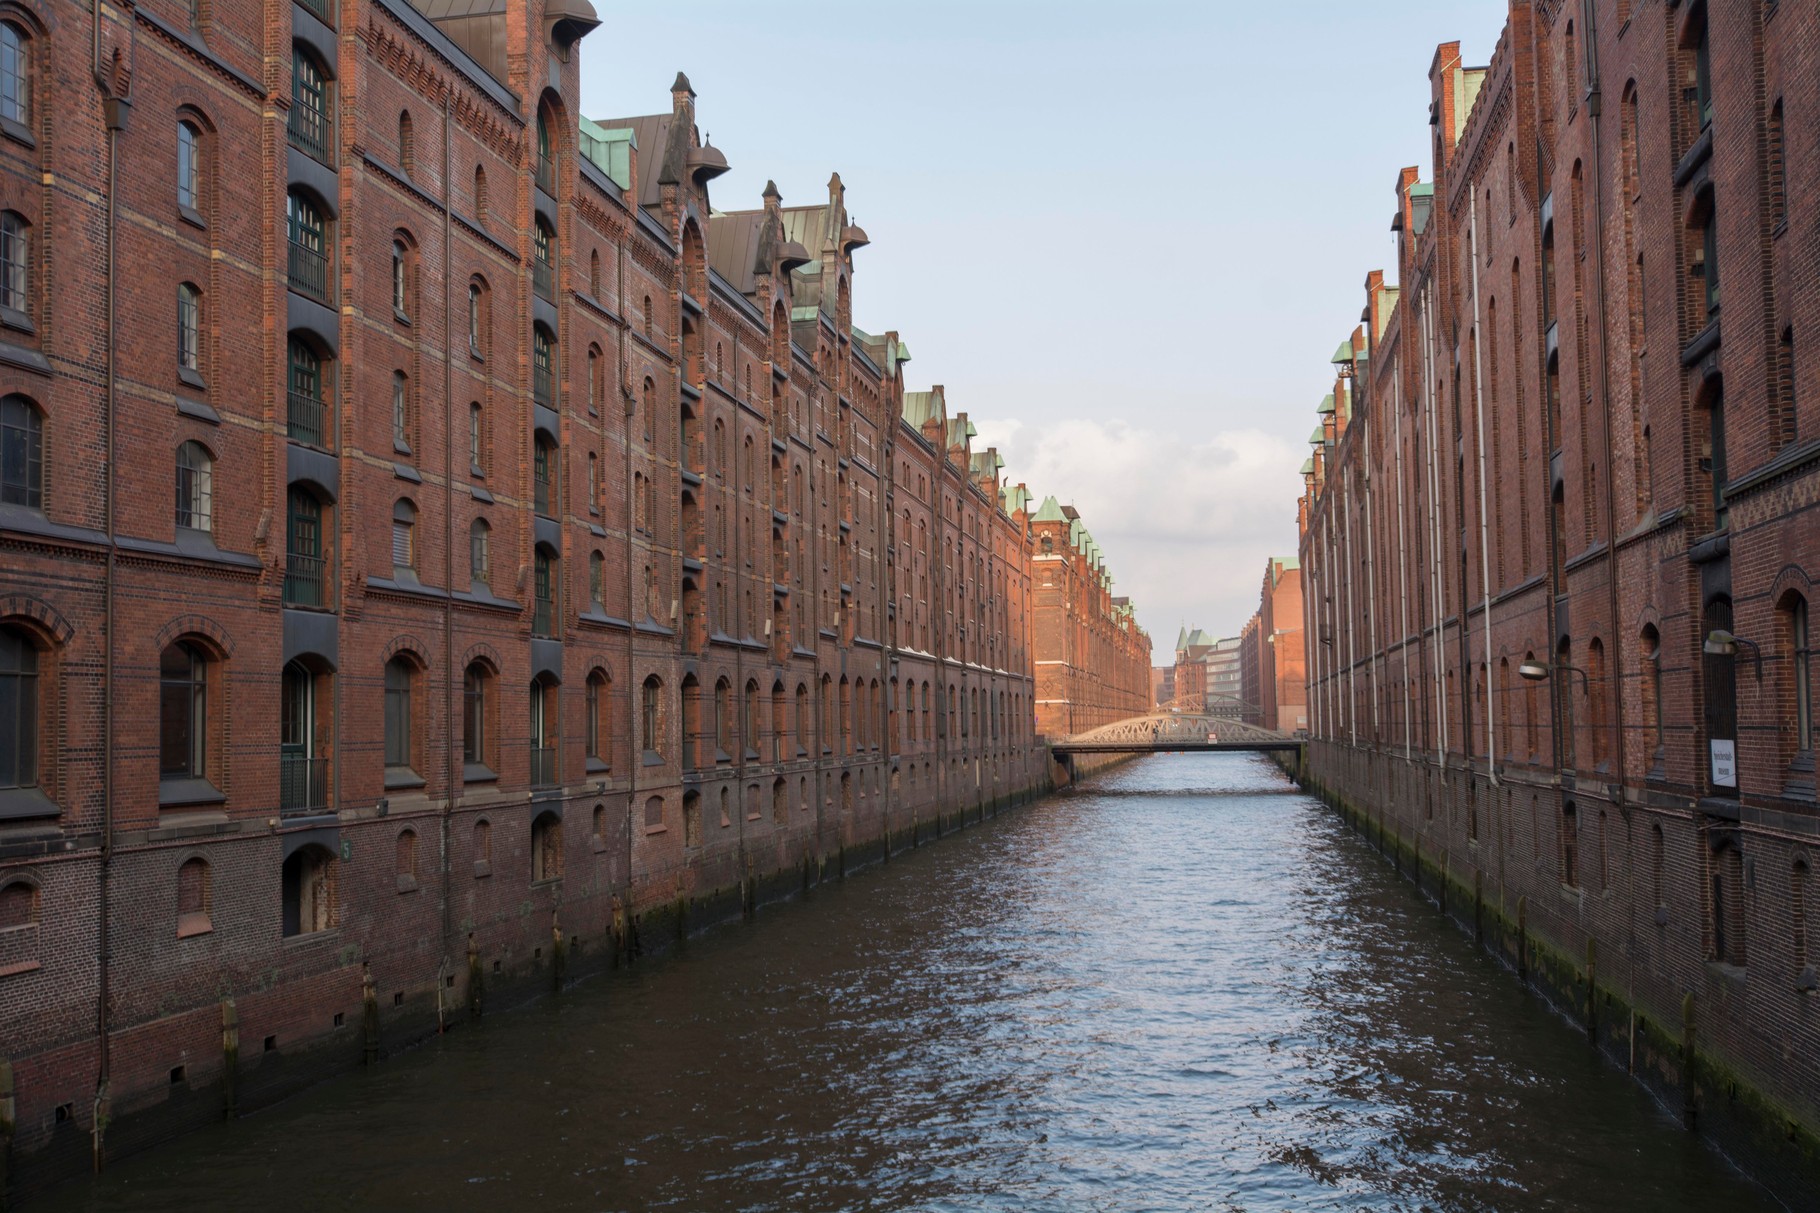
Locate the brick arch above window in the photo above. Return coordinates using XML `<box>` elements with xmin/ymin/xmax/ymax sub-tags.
<box><xmin>153</xmin><ymin>613</ymin><xmax>233</xmax><ymax>658</ymax></box>
<box><xmin>1770</xmin><ymin>565</ymin><xmax>1815</xmax><ymax>613</ymax></box>
<box><xmin>0</xmin><ymin>594</ymin><xmax>72</xmax><ymax>644</ymax></box>
<box><xmin>461</xmin><ymin>640</ymin><xmax>505</xmax><ymax>674</ymax></box>
<box><xmin>380</xmin><ymin>633</ymin><xmax>432</xmax><ymax>669</ymax></box>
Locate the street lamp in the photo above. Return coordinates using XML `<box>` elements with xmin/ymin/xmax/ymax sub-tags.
<box><xmin>1517</xmin><ymin>660</ymin><xmax>1590</xmax><ymax>694</ymax></box>
<box><xmin>1703</xmin><ymin>629</ymin><xmax>1763</xmax><ymax>681</ymax></box>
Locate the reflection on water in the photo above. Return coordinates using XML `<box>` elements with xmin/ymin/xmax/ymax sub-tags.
<box><xmin>43</xmin><ymin>754</ymin><xmax>1777</xmax><ymax>1212</ymax></box>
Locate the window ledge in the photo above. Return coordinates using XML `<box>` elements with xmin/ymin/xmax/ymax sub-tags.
<box><xmin>397</xmin><ymin>874</ymin><xmax>419</xmax><ymax>893</ymax></box>
<box><xmin>178</xmin><ymin>366</ymin><xmax>206</xmax><ymax>391</ymax></box>
<box><xmin>0</xmin><ymin>784</ymin><xmax>55</xmax><ymax>821</ymax></box>
<box><xmin>177</xmin><ymin>396</ymin><xmax>221</xmax><ymax>424</ymax></box>
<box><xmin>642</xmin><ymin>750</ymin><xmax>664</xmax><ymax>767</ymax></box>
<box><xmin>179</xmin><ymin>205</ymin><xmax>207</xmax><ymax>231</ymax></box>
<box><xmin>0</xmin><ymin>305</ymin><xmax>34</xmax><ymax>337</ymax></box>
<box><xmin>159</xmin><ymin>776</ymin><xmax>225</xmax><ymax>808</ymax></box>
<box><xmin>176</xmin><ymin>912</ymin><xmax>213</xmax><ymax>939</ymax></box>
<box><xmin>384</xmin><ymin>767</ymin><xmax>426</xmax><ymax>791</ymax></box>
<box><xmin>585</xmin><ymin>758</ymin><xmax>610</xmax><ymax>774</ymax></box>
<box><xmin>472</xmin><ymin>860</ymin><xmax>491</xmax><ymax>878</ymax></box>
<box><xmin>463</xmin><ymin>762</ymin><xmax>497</xmax><ymax>784</ymax></box>
<box><xmin>1</xmin><ymin>116</ymin><xmax>34</xmax><ymax>149</ymax></box>
<box><xmin>0</xmin><ymin>960</ymin><xmax>42</xmax><ymax>979</ymax></box>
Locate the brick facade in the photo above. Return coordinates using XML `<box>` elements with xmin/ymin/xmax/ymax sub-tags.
<box><xmin>1239</xmin><ymin>556</ymin><xmax>1305</xmax><ymax>733</ymax></box>
<box><xmin>1026</xmin><ymin>496</ymin><xmax>1152</xmax><ymax>737</ymax></box>
<box><xmin>0</xmin><ymin>0</ymin><xmax>1098</xmax><ymax>1190</ymax></box>
<box><xmin>1297</xmin><ymin>1</ymin><xmax>1820</xmax><ymax>1191</ymax></box>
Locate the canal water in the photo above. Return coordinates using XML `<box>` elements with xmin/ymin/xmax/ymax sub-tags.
<box><xmin>44</xmin><ymin>754</ymin><xmax>1779</xmax><ymax>1212</ymax></box>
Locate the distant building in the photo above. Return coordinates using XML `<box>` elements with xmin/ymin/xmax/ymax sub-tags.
<box><xmin>1171</xmin><ymin>627</ymin><xmax>1243</xmax><ymax>716</ymax></box>
<box><xmin>1238</xmin><ymin>557</ymin><xmax>1306</xmax><ymax>734</ymax></box>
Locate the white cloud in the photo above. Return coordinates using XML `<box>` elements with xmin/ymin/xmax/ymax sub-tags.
<box><xmin>973</xmin><ymin>416</ymin><xmax>1303</xmax><ymax>652</ymax></box>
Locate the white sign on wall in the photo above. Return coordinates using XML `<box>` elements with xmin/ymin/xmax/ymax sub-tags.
<box><xmin>1711</xmin><ymin>739</ymin><xmax>1738</xmax><ymax>788</ymax></box>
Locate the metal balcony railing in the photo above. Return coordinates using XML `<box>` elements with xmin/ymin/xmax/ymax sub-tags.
<box><xmin>287</xmin><ymin>106</ymin><xmax>331</xmax><ymax>165</ymax></box>
<box><xmin>529</xmin><ymin>744</ymin><xmax>558</xmax><ymax>788</ymax></box>
<box><xmin>284</xmin><ymin>552</ymin><xmax>327</xmax><ymax>607</ymax></box>
<box><xmin>534</xmin><ymin>361</ymin><xmax>554</xmax><ymax>409</ymax></box>
<box><xmin>280</xmin><ymin>754</ymin><xmax>328</xmax><ymax>814</ymax></box>
<box><xmin>288</xmin><ymin>238</ymin><xmax>329</xmax><ymax>303</ymax></box>
<box><xmin>287</xmin><ymin>390</ymin><xmax>328</xmax><ymax>448</ymax></box>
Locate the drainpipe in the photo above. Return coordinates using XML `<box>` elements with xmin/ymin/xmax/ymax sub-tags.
<box><xmin>1420</xmin><ymin>286</ymin><xmax>1447</xmax><ymax>766</ymax></box>
<box><xmin>1582</xmin><ymin>0</ymin><xmax>1631</xmax><ymax>995</ymax></box>
<box><xmin>440</xmin><ymin>97</ymin><xmax>455</xmax><ymax>972</ymax></box>
<box><xmin>1468</xmin><ymin>189</ymin><xmax>1499</xmax><ymax>784</ymax></box>
<box><xmin>1342</xmin><ymin>466</ymin><xmax>1358</xmax><ymax>747</ymax></box>
<box><xmin>1362</xmin><ymin>412</ymin><xmax>1381</xmax><ymax>743</ymax></box>
<box><xmin>92</xmin><ymin>0</ymin><xmax>132</xmax><ymax>1170</ymax></box>
<box><xmin>1393</xmin><ymin>351</ymin><xmax>1413</xmax><ymax>759</ymax></box>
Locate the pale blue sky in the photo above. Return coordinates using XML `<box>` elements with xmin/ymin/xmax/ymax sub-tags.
<box><xmin>579</xmin><ymin>0</ymin><xmax>1506</xmax><ymax>654</ymax></box>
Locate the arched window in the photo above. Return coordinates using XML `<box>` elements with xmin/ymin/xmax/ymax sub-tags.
<box><xmin>177</xmin><ymin>282</ymin><xmax>202</xmax><ymax>379</ymax></box>
<box><xmin>587</xmin><ymin>451</ymin><xmax>598</xmax><ymax>506</ymax></box>
<box><xmin>1788</xmin><ymin>594</ymin><xmax>1812</xmax><ymax>758</ymax></box>
<box><xmin>641</xmin><ymin>675</ymin><xmax>663</xmax><ymax>758</ymax></box>
<box><xmin>287</xmin><ymin>337</ymin><xmax>329</xmax><ymax>447</ymax></box>
<box><xmin>0</xmin><ymin>623</ymin><xmax>40</xmax><ymax>793</ymax></box>
<box><xmin>397</xmin><ymin>109</ymin><xmax>414</xmax><ymax>175</ymax></box>
<box><xmin>391</xmin><ymin>499</ymin><xmax>416</xmax><ymax>573</ymax></box>
<box><xmin>288</xmin><ymin>46</ymin><xmax>332</xmax><ymax>164</ymax></box>
<box><xmin>714</xmin><ymin>678</ymin><xmax>731</xmax><ymax>758</ymax></box>
<box><xmin>1560</xmin><ymin>801</ymin><xmax>1579</xmax><ymax>888</ymax></box>
<box><xmin>589</xmin><ymin>248</ymin><xmax>601</xmax><ymax>297</ymax></box>
<box><xmin>534</xmin><ymin>436</ymin><xmax>556</xmax><ymax>515</ymax></box>
<box><xmin>462</xmin><ymin>661</ymin><xmax>492</xmax><ymax>773</ymax></box>
<box><xmin>469</xmin><ymin>509</ymin><xmax>491</xmax><ymax>582</ymax></box>
<box><xmin>177</xmin><ymin>120</ymin><xmax>202</xmax><ymax>213</ymax></box>
<box><xmin>533</xmin><ymin>219</ymin><xmax>556</xmax><ymax>301</ymax></box>
<box><xmin>1</xmin><ymin>389</ymin><xmax>40</xmax><ymax>502</ymax></box>
<box><xmin>392</xmin><ymin>370</ymin><xmax>412</xmax><ymax>451</ymax></box>
<box><xmin>473</xmin><ymin>817</ymin><xmax>492</xmax><ymax>875</ymax></box>
<box><xmin>0</xmin><ymin>210</ymin><xmax>28</xmax><ymax>316</ymax></box>
<box><xmin>533</xmin><ymin>324</ymin><xmax>556</xmax><ymax>408</ymax></box>
<box><xmin>585</xmin><ymin>669</ymin><xmax>609</xmax><ymax>768</ymax></box>
<box><xmin>1710</xmin><ymin>835</ymin><xmax>1745</xmax><ymax>967</ymax></box>
<box><xmin>796</xmin><ymin>683</ymin><xmax>809</xmax><ymax>754</ymax></box>
<box><xmin>641</xmin><ymin>376</ymin><xmax>656</xmax><ymax>443</ymax></box>
<box><xmin>529</xmin><ymin>675</ymin><xmax>558</xmax><ymax>786</ymax></box>
<box><xmin>176</xmin><ymin>857</ymin><xmax>211</xmax><ymax>936</ymax></box>
<box><xmin>391</xmin><ymin>238</ymin><xmax>409</xmax><ymax>317</ymax></box>
<box><xmin>396</xmin><ymin>828</ymin><xmax>418</xmax><ymax>890</ymax></box>
<box><xmin>642</xmin><ymin>294</ymin><xmax>653</xmax><ymax>339</ymax></box>
<box><xmin>159</xmin><ymin>642</ymin><xmax>209</xmax><ymax>783</ymax></box>
<box><xmin>532</xmin><ymin>810</ymin><xmax>563</xmax><ymax>880</ymax></box>
<box><xmin>0</xmin><ymin>22</ymin><xmax>30</xmax><ymax>129</ymax></box>
<box><xmin>174</xmin><ymin>441</ymin><xmax>212</xmax><ymax>532</ymax></box>
<box><xmin>586</xmin><ymin>346</ymin><xmax>599</xmax><ymax>413</ymax></box>
<box><xmin>588</xmin><ymin>550</ymin><xmax>603</xmax><ymax>608</ymax></box>
<box><xmin>284</xmin><ymin>487</ymin><xmax>325</xmax><ymax>606</ymax></box>
<box><xmin>468</xmin><ymin>401</ymin><xmax>485</xmax><ymax>473</ymax></box>
<box><xmin>286</xmin><ymin>190</ymin><xmax>329</xmax><ymax>301</ymax></box>
<box><xmin>383</xmin><ymin>657</ymin><xmax>416</xmax><ymax>779</ymax></box>
<box><xmin>743</xmin><ymin>679</ymin><xmax>759</xmax><ymax>758</ymax></box>
<box><xmin>281</xmin><ymin>844</ymin><xmax>336</xmax><ymax>936</ymax></box>
<box><xmin>532</xmin><ymin>546</ymin><xmax>557</xmax><ymax>638</ymax></box>
<box><xmin>535</xmin><ymin>110</ymin><xmax>554</xmax><ymax>192</ymax></box>
<box><xmin>467</xmin><ymin>280</ymin><xmax>485</xmax><ymax>357</ymax></box>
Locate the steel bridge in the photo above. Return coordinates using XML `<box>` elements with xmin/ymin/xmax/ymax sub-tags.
<box><xmin>1049</xmin><ymin>712</ymin><xmax>1304</xmax><ymax>756</ymax></box>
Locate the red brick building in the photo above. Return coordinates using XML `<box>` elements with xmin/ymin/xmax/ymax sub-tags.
<box><xmin>1026</xmin><ymin>496</ymin><xmax>1151</xmax><ymax>736</ymax></box>
<box><xmin>0</xmin><ymin>0</ymin><xmax>1079</xmax><ymax>1189</ymax></box>
<box><xmin>1239</xmin><ymin>556</ymin><xmax>1305</xmax><ymax>733</ymax></box>
<box><xmin>1298</xmin><ymin>2</ymin><xmax>1819</xmax><ymax>1190</ymax></box>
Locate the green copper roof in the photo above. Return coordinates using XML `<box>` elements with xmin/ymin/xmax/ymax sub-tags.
<box><xmin>1330</xmin><ymin>339</ymin><xmax>1354</xmax><ymax>364</ymax></box>
<box><xmin>1031</xmin><ymin>495</ymin><xmax>1067</xmax><ymax>523</ymax></box>
<box><xmin>1408</xmin><ymin>181</ymin><xmax>1434</xmax><ymax>197</ymax></box>
<box><xmin>1300</xmin><ymin>457</ymin><xmax>1315</xmax><ymax>475</ymax></box>
<box><xmin>1317</xmin><ymin>394</ymin><xmax>1336</xmax><ymax>415</ymax></box>
<box><xmin>1308</xmin><ymin>424</ymin><xmax>1326</xmax><ymax>445</ymax></box>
